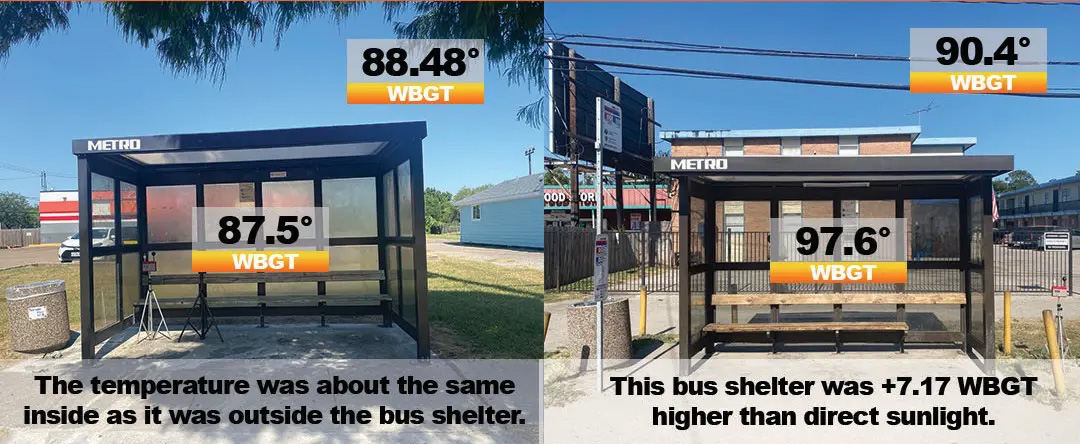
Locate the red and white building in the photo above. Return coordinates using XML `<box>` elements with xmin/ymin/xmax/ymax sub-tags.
<box><xmin>39</xmin><ymin>190</ymin><xmax>80</xmax><ymax>243</ymax></box>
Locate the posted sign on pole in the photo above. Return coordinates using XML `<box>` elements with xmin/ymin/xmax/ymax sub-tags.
<box><xmin>594</xmin><ymin>234</ymin><xmax>609</xmax><ymax>302</ymax></box>
<box><xmin>1043</xmin><ymin>231</ymin><xmax>1070</xmax><ymax>251</ymax></box>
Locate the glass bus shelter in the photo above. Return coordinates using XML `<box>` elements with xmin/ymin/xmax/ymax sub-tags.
<box><xmin>72</xmin><ymin>122</ymin><xmax>429</xmax><ymax>360</ymax></box>
<box><xmin>654</xmin><ymin>155</ymin><xmax>1013</xmax><ymax>373</ymax></box>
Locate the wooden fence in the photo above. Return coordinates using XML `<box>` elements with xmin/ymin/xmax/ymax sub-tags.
<box><xmin>545</xmin><ymin>227</ymin><xmax>666</xmax><ymax>290</ymax></box>
<box><xmin>0</xmin><ymin>228</ymin><xmax>41</xmax><ymax>248</ymax></box>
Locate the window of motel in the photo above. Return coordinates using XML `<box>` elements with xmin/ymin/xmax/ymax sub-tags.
<box><xmin>723</xmin><ymin>138</ymin><xmax>744</xmax><ymax>156</ymax></box>
<box><xmin>839</xmin><ymin>136</ymin><xmax>859</xmax><ymax>156</ymax></box>
<box><xmin>781</xmin><ymin>137</ymin><xmax>802</xmax><ymax>155</ymax></box>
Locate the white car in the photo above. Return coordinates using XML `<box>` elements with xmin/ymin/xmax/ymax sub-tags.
<box><xmin>58</xmin><ymin>228</ymin><xmax>115</xmax><ymax>262</ymax></box>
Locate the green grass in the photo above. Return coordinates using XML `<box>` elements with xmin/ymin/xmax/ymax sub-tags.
<box><xmin>428</xmin><ymin>256</ymin><xmax>542</xmax><ymax>359</ymax></box>
<box><xmin>0</xmin><ymin>257</ymin><xmax>542</xmax><ymax>361</ymax></box>
<box><xmin>0</xmin><ymin>264</ymin><xmax>81</xmax><ymax>359</ymax></box>
<box><xmin>428</xmin><ymin>232</ymin><xmax>460</xmax><ymax>241</ymax></box>
<box><xmin>997</xmin><ymin>318</ymin><xmax>1080</xmax><ymax>359</ymax></box>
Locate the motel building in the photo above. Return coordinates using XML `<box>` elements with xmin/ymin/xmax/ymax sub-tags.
<box><xmin>543</xmin><ymin>184</ymin><xmax>671</xmax><ymax>230</ymax></box>
<box><xmin>662</xmin><ymin>126</ymin><xmax>979</xmax><ymax>260</ymax></box>
<box><xmin>995</xmin><ymin>174</ymin><xmax>1080</xmax><ymax>230</ymax></box>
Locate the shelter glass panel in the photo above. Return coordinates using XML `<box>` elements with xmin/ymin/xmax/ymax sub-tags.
<box><xmin>147</xmin><ymin>185</ymin><xmax>195</xmax><ymax>243</ymax></box>
<box><xmin>149</xmin><ymin>250</ymin><xmax>195</xmax><ymax>300</ymax></box>
<box><xmin>122</xmin><ymin>253</ymin><xmax>139</xmax><ymax>319</ymax></box>
<box><xmin>323</xmin><ymin>177</ymin><xmax>378</xmax><ymax>238</ymax></box>
<box><xmin>91</xmin><ymin>174</ymin><xmax>115</xmax><ymax>233</ymax></box>
<box><xmin>401</xmin><ymin>246</ymin><xmax>417</xmax><ymax>327</ymax></box>
<box><xmin>397</xmin><ymin>161</ymin><xmax>414</xmax><ymax>237</ymax></box>
<box><xmin>204</xmin><ymin>183</ymin><xmax>257</xmax><ymax>297</ymax></box>
<box><xmin>384</xmin><ymin>171</ymin><xmax>398</xmax><ymax>237</ymax></box>
<box><xmin>910</xmin><ymin>199</ymin><xmax>960</xmax><ymax>262</ymax></box>
<box><xmin>263</xmin><ymin>181</ymin><xmax>316</xmax><ymax>296</ymax></box>
<box><xmin>92</xmin><ymin>255</ymin><xmax>118</xmax><ymax>331</ymax></box>
<box><xmin>120</xmin><ymin>181</ymin><xmax>138</xmax><ymax>245</ymax></box>
<box><xmin>205</xmin><ymin>182</ymin><xmax>255</xmax><ymax>208</ymax></box>
<box><xmin>326</xmin><ymin>245</ymin><xmax>380</xmax><ymax>296</ymax></box>
<box><xmin>969</xmin><ymin>194</ymin><xmax>987</xmax><ymax>352</ymax></box>
<box><xmin>386</xmin><ymin>245</ymin><xmax>400</xmax><ymax>316</ymax></box>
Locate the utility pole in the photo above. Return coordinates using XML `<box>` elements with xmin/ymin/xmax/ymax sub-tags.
<box><xmin>525</xmin><ymin>147</ymin><xmax>535</xmax><ymax>175</ymax></box>
<box><xmin>568</xmin><ymin>49</ymin><xmax>581</xmax><ymax>228</ymax></box>
<box><xmin>40</xmin><ymin>171</ymin><xmax>47</xmax><ymax>192</ymax></box>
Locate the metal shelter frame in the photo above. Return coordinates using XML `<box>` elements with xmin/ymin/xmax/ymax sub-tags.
<box><xmin>654</xmin><ymin>155</ymin><xmax>1013</xmax><ymax>374</ymax></box>
<box><xmin>72</xmin><ymin>122</ymin><xmax>430</xmax><ymax>360</ymax></box>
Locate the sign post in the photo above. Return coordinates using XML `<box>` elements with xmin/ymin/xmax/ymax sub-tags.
<box><xmin>593</xmin><ymin>97</ymin><xmax>620</xmax><ymax>392</ymax></box>
<box><xmin>1049</xmin><ymin>234</ymin><xmax>1073</xmax><ymax>358</ymax></box>
<box><xmin>1043</xmin><ymin>231</ymin><xmax>1070</xmax><ymax>251</ymax></box>
<box><xmin>593</xmin><ymin>234</ymin><xmax>609</xmax><ymax>391</ymax></box>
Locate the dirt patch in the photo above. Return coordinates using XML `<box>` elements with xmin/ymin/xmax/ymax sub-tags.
<box><xmin>427</xmin><ymin>238</ymin><xmax>541</xmax><ymax>270</ymax></box>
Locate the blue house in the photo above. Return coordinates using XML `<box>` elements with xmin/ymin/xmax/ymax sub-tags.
<box><xmin>454</xmin><ymin>174</ymin><xmax>543</xmax><ymax>249</ymax></box>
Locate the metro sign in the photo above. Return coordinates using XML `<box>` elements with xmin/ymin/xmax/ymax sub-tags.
<box><xmin>87</xmin><ymin>139</ymin><xmax>141</xmax><ymax>151</ymax></box>
<box><xmin>670</xmin><ymin>158</ymin><xmax>728</xmax><ymax>171</ymax></box>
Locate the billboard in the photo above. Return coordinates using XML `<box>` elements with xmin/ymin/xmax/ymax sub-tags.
<box><xmin>549</xmin><ymin>42</ymin><xmax>653</xmax><ymax>176</ymax></box>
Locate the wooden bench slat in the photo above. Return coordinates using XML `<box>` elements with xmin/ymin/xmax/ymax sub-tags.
<box><xmin>712</xmin><ymin>292</ymin><xmax>964</xmax><ymax>306</ymax></box>
<box><xmin>703</xmin><ymin>322</ymin><xmax>908</xmax><ymax>333</ymax></box>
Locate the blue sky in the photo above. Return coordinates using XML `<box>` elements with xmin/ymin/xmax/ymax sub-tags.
<box><xmin>546</xmin><ymin>2</ymin><xmax>1080</xmax><ymax>183</ymax></box>
<box><xmin>0</xmin><ymin>5</ymin><xmax>542</xmax><ymax>201</ymax></box>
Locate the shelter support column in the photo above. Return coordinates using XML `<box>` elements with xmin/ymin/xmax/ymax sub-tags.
<box><xmin>77</xmin><ymin>156</ymin><xmax>95</xmax><ymax>359</ymax></box>
<box><xmin>411</xmin><ymin>147</ymin><xmax>431</xmax><ymax>360</ymax></box>
<box><xmin>958</xmin><ymin>185</ymin><xmax>971</xmax><ymax>355</ymax></box>
<box><xmin>677</xmin><ymin>176</ymin><xmax>692</xmax><ymax>375</ymax></box>
<box><xmin>979</xmin><ymin>177</ymin><xmax>996</xmax><ymax>363</ymax></box>
<box><xmin>703</xmin><ymin>194</ymin><xmax>716</xmax><ymax>326</ymax></box>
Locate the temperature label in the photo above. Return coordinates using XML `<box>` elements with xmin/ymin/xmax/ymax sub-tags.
<box><xmin>347</xmin><ymin>39</ymin><xmax>485</xmax><ymax>104</ymax></box>
<box><xmin>770</xmin><ymin>218</ymin><xmax>907</xmax><ymax>284</ymax></box>
<box><xmin>191</xmin><ymin>207</ymin><xmax>330</xmax><ymax>273</ymax></box>
<box><xmin>909</xmin><ymin>28</ymin><xmax>1047</xmax><ymax>94</ymax></box>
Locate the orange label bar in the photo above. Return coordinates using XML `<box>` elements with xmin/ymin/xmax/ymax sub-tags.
<box><xmin>770</xmin><ymin>262</ymin><xmax>907</xmax><ymax>284</ymax></box>
<box><xmin>346</xmin><ymin>82</ymin><xmax>484</xmax><ymax>104</ymax></box>
<box><xmin>192</xmin><ymin>250</ymin><xmax>329</xmax><ymax>273</ymax></box>
<box><xmin>909</xmin><ymin>71</ymin><xmax>1046</xmax><ymax>94</ymax></box>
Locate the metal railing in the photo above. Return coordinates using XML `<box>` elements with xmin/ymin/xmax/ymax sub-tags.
<box><xmin>546</xmin><ymin>227</ymin><xmax>1075</xmax><ymax>294</ymax></box>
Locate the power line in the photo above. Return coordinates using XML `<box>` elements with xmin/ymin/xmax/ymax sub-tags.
<box><xmin>555</xmin><ymin>65</ymin><xmax>1080</xmax><ymax>92</ymax></box>
<box><xmin>0</xmin><ymin>162</ymin><xmax>76</xmax><ymax>179</ymax></box>
<box><xmin>547</xmin><ymin>34</ymin><xmax>1080</xmax><ymax>67</ymax></box>
<box><xmin>546</xmin><ymin>55</ymin><xmax>1080</xmax><ymax>98</ymax></box>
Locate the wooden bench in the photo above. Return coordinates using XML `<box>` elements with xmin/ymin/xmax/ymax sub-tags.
<box><xmin>137</xmin><ymin>271</ymin><xmax>391</xmax><ymax>328</ymax></box>
<box><xmin>703</xmin><ymin>292</ymin><xmax>966</xmax><ymax>354</ymax></box>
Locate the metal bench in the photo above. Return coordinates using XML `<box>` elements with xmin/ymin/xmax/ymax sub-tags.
<box><xmin>137</xmin><ymin>271</ymin><xmax>391</xmax><ymax>329</ymax></box>
<box><xmin>702</xmin><ymin>292</ymin><xmax>966</xmax><ymax>353</ymax></box>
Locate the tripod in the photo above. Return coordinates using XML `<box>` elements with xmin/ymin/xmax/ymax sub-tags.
<box><xmin>136</xmin><ymin>281</ymin><xmax>171</xmax><ymax>341</ymax></box>
<box><xmin>178</xmin><ymin>272</ymin><xmax>224</xmax><ymax>342</ymax></box>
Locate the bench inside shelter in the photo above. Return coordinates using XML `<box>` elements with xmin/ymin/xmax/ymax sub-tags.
<box><xmin>138</xmin><ymin>270</ymin><xmax>392</xmax><ymax>328</ymax></box>
<box><xmin>703</xmin><ymin>292</ymin><xmax>966</xmax><ymax>353</ymax></box>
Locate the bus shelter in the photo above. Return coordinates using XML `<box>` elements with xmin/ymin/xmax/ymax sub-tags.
<box><xmin>72</xmin><ymin>122</ymin><xmax>429</xmax><ymax>360</ymax></box>
<box><xmin>655</xmin><ymin>155</ymin><xmax>1012</xmax><ymax>373</ymax></box>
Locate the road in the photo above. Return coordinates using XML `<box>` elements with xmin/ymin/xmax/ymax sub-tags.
<box><xmin>0</xmin><ymin>245</ymin><xmax>57</xmax><ymax>270</ymax></box>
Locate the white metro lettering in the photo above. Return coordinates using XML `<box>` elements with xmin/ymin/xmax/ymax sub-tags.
<box><xmin>670</xmin><ymin>158</ymin><xmax>728</xmax><ymax>170</ymax></box>
<box><xmin>87</xmin><ymin>139</ymin><xmax>141</xmax><ymax>151</ymax></box>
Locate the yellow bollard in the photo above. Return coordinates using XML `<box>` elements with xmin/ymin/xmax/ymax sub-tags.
<box><xmin>639</xmin><ymin>287</ymin><xmax>647</xmax><ymax>336</ymax></box>
<box><xmin>544</xmin><ymin>312</ymin><xmax>551</xmax><ymax>341</ymax></box>
<box><xmin>1003</xmin><ymin>291</ymin><xmax>1012</xmax><ymax>356</ymax></box>
<box><xmin>1042</xmin><ymin>310</ymin><xmax>1067</xmax><ymax>397</ymax></box>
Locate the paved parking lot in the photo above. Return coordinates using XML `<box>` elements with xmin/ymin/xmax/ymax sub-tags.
<box><xmin>0</xmin><ymin>245</ymin><xmax>57</xmax><ymax>270</ymax></box>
